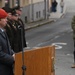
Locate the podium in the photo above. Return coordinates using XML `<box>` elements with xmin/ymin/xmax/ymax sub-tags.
<box><xmin>14</xmin><ymin>46</ymin><xmax>55</xmax><ymax>75</ymax></box>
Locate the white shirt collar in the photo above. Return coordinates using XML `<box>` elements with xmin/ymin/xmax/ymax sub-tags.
<box><xmin>0</xmin><ymin>28</ymin><xmax>4</xmax><ymax>32</ymax></box>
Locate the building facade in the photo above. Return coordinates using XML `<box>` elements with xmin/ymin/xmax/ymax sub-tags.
<box><xmin>21</xmin><ymin>1</ymin><xmax>45</xmax><ymax>23</ymax></box>
<box><xmin>21</xmin><ymin>0</ymin><xmax>52</xmax><ymax>23</ymax></box>
<box><xmin>0</xmin><ymin>0</ymin><xmax>52</xmax><ymax>23</ymax></box>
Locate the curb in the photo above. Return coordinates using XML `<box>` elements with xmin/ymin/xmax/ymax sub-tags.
<box><xmin>25</xmin><ymin>13</ymin><xmax>64</xmax><ymax>31</ymax></box>
<box><xmin>25</xmin><ymin>20</ymin><xmax>54</xmax><ymax>30</ymax></box>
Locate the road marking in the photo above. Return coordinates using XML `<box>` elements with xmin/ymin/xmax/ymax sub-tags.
<box><xmin>51</xmin><ymin>42</ymin><xmax>67</xmax><ymax>49</ymax></box>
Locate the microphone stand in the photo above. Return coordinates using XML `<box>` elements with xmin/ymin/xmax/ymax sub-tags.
<box><xmin>18</xmin><ymin>25</ymin><xmax>26</xmax><ymax>75</ymax></box>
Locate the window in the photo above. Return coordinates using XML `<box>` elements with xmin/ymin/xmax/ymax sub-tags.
<box><xmin>36</xmin><ymin>12</ymin><xmax>38</xmax><ymax>18</ymax></box>
<box><xmin>39</xmin><ymin>11</ymin><xmax>41</xmax><ymax>18</ymax></box>
<box><xmin>43</xmin><ymin>9</ymin><xmax>45</xmax><ymax>16</ymax></box>
<box><xmin>36</xmin><ymin>11</ymin><xmax>41</xmax><ymax>18</ymax></box>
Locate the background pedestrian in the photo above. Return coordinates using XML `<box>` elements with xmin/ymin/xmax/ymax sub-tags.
<box><xmin>60</xmin><ymin>0</ymin><xmax>64</xmax><ymax>13</ymax></box>
<box><xmin>51</xmin><ymin>0</ymin><xmax>58</xmax><ymax>12</ymax></box>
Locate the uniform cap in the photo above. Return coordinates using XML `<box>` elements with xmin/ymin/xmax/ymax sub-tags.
<box><xmin>13</xmin><ymin>5</ymin><xmax>22</xmax><ymax>11</ymax></box>
<box><xmin>2</xmin><ymin>7</ymin><xmax>12</xmax><ymax>13</ymax></box>
<box><xmin>0</xmin><ymin>9</ymin><xmax>8</xmax><ymax>19</ymax></box>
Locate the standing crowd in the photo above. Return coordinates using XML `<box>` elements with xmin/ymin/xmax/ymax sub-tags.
<box><xmin>2</xmin><ymin>6</ymin><xmax>27</xmax><ymax>53</ymax></box>
<box><xmin>0</xmin><ymin>6</ymin><xmax>27</xmax><ymax>75</ymax></box>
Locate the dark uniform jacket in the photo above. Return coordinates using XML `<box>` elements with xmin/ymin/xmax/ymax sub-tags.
<box><xmin>11</xmin><ymin>18</ymin><xmax>27</xmax><ymax>53</ymax></box>
<box><xmin>5</xmin><ymin>19</ymin><xmax>21</xmax><ymax>53</ymax></box>
<box><xmin>8</xmin><ymin>20</ymin><xmax>19</xmax><ymax>51</ymax></box>
<box><xmin>9</xmin><ymin>20</ymin><xmax>20</xmax><ymax>53</ymax></box>
<box><xmin>5</xmin><ymin>19</ymin><xmax>14</xmax><ymax>49</ymax></box>
<box><xmin>17</xmin><ymin>18</ymin><xmax>27</xmax><ymax>48</ymax></box>
<box><xmin>5</xmin><ymin>18</ymin><xmax>27</xmax><ymax>53</ymax></box>
<box><xmin>0</xmin><ymin>29</ymin><xmax>14</xmax><ymax>75</ymax></box>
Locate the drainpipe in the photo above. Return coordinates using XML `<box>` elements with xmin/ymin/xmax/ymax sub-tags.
<box><xmin>17</xmin><ymin>0</ymin><xmax>20</xmax><ymax>6</ymax></box>
<box><xmin>47</xmin><ymin>0</ymin><xmax>50</xmax><ymax>19</ymax></box>
<box><xmin>31</xmin><ymin>0</ymin><xmax>34</xmax><ymax>21</ymax></box>
<box><xmin>44</xmin><ymin>0</ymin><xmax>46</xmax><ymax>19</ymax></box>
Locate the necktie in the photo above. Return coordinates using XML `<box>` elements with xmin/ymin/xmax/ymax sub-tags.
<box><xmin>3</xmin><ymin>31</ymin><xmax>8</xmax><ymax>39</ymax></box>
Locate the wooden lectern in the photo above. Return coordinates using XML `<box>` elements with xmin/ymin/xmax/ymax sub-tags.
<box><xmin>14</xmin><ymin>46</ymin><xmax>55</xmax><ymax>75</ymax></box>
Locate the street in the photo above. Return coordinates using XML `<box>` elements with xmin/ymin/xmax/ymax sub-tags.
<box><xmin>54</xmin><ymin>31</ymin><xmax>74</xmax><ymax>75</ymax></box>
<box><xmin>26</xmin><ymin>12</ymin><xmax>74</xmax><ymax>47</ymax></box>
<box><xmin>25</xmin><ymin>12</ymin><xmax>75</xmax><ymax>75</ymax></box>
<box><xmin>25</xmin><ymin>0</ymin><xmax>75</xmax><ymax>75</ymax></box>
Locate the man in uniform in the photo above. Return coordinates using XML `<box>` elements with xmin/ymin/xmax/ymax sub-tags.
<box><xmin>12</xmin><ymin>6</ymin><xmax>27</xmax><ymax>51</ymax></box>
<box><xmin>10</xmin><ymin>9</ymin><xmax>21</xmax><ymax>53</ymax></box>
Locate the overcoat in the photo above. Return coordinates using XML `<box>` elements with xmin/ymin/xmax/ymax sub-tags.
<box><xmin>0</xmin><ymin>29</ymin><xmax>14</xmax><ymax>75</ymax></box>
<box><xmin>11</xmin><ymin>18</ymin><xmax>27</xmax><ymax>53</ymax></box>
<box><xmin>17</xmin><ymin>18</ymin><xmax>27</xmax><ymax>48</ymax></box>
<box><xmin>5</xmin><ymin>19</ymin><xmax>14</xmax><ymax>49</ymax></box>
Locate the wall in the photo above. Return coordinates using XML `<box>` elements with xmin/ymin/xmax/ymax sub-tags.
<box><xmin>0</xmin><ymin>0</ymin><xmax>5</xmax><ymax>7</ymax></box>
<box><xmin>21</xmin><ymin>1</ymin><xmax>45</xmax><ymax>23</ymax></box>
<box><xmin>33</xmin><ymin>0</ymin><xmax>44</xmax><ymax>3</ymax></box>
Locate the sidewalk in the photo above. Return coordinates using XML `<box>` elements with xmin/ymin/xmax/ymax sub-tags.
<box><xmin>25</xmin><ymin>12</ymin><xmax>64</xmax><ymax>30</ymax></box>
<box><xmin>25</xmin><ymin>19</ymin><xmax>54</xmax><ymax>30</ymax></box>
